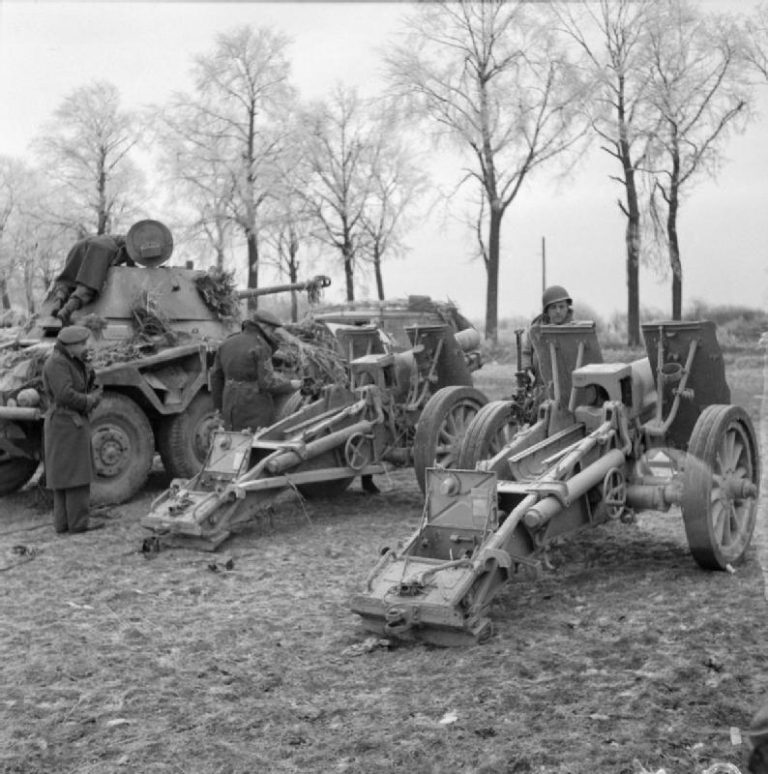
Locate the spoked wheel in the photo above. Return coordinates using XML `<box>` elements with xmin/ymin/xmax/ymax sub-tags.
<box><xmin>413</xmin><ymin>386</ymin><xmax>488</xmax><ymax>492</ymax></box>
<box><xmin>90</xmin><ymin>393</ymin><xmax>154</xmax><ymax>505</ymax></box>
<box><xmin>457</xmin><ymin>400</ymin><xmax>520</xmax><ymax>471</ymax></box>
<box><xmin>681</xmin><ymin>404</ymin><xmax>759</xmax><ymax>570</ymax></box>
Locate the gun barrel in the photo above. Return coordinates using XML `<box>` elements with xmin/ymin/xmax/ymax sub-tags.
<box><xmin>523</xmin><ymin>447</ymin><xmax>626</xmax><ymax>528</ymax></box>
<box><xmin>235</xmin><ymin>275</ymin><xmax>331</xmax><ymax>300</ymax></box>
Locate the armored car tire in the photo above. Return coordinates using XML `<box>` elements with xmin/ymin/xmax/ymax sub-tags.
<box><xmin>413</xmin><ymin>386</ymin><xmax>488</xmax><ymax>492</ymax></box>
<box><xmin>90</xmin><ymin>392</ymin><xmax>154</xmax><ymax>505</ymax></box>
<box><xmin>457</xmin><ymin>400</ymin><xmax>521</xmax><ymax>471</ymax></box>
<box><xmin>0</xmin><ymin>420</ymin><xmax>39</xmax><ymax>495</ymax></box>
<box><xmin>157</xmin><ymin>391</ymin><xmax>217</xmax><ymax>479</ymax></box>
<box><xmin>681</xmin><ymin>404</ymin><xmax>759</xmax><ymax>570</ymax></box>
<box><xmin>0</xmin><ymin>452</ymin><xmax>38</xmax><ymax>495</ymax></box>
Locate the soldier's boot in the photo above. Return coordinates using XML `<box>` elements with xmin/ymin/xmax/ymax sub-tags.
<box><xmin>56</xmin><ymin>297</ymin><xmax>82</xmax><ymax>326</ymax></box>
<box><xmin>48</xmin><ymin>285</ymin><xmax>70</xmax><ymax>316</ymax></box>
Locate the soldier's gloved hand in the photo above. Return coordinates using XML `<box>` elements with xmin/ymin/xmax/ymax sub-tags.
<box><xmin>289</xmin><ymin>379</ymin><xmax>302</xmax><ymax>391</ymax></box>
<box><xmin>85</xmin><ymin>389</ymin><xmax>102</xmax><ymax>413</ymax></box>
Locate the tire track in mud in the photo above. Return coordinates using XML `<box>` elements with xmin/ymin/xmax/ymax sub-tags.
<box><xmin>758</xmin><ymin>340</ymin><xmax>768</xmax><ymax>599</ymax></box>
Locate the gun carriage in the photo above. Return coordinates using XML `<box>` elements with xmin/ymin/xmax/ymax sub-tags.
<box><xmin>351</xmin><ymin>321</ymin><xmax>759</xmax><ymax>646</ymax></box>
<box><xmin>141</xmin><ymin>322</ymin><xmax>487</xmax><ymax>550</ymax></box>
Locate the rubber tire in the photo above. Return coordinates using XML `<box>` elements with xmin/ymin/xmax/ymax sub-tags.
<box><xmin>413</xmin><ymin>386</ymin><xmax>488</xmax><ymax>493</ymax></box>
<box><xmin>681</xmin><ymin>404</ymin><xmax>759</xmax><ymax>570</ymax></box>
<box><xmin>0</xmin><ymin>457</ymin><xmax>39</xmax><ymax>496</ymax></box>
<box><xmin>90</xmin><ymin>392</ymin><xmax>155</xmax><ymax>505</ymax></box>
<box><xmin>157</xmin><ymin>391</ymin><xmax>217</xmax><ymax>479</ymax></box>
<box><xmin>457</xmin><ymin>400</ymin><xmax>520</xmax><ymax>470</ymax></box>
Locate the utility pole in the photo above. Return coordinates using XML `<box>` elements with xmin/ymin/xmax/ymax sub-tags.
<box><xmin>541</xmin><ymin>236</ymin><xmax>546</xmax><ymax>293</ymax></box>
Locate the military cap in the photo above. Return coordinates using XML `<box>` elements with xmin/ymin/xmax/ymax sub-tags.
<box><xmin>249</xmin><ymin>309</ymin><xmax>283</xmax><ymax>327</ymax></box>
<box><xmin>57</xmin><ymin>325</ymin><xmax>91</xmax><ymax>345</ymax></box>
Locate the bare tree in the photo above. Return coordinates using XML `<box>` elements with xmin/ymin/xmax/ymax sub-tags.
<box><xmin>742</xmin><ymin>3</ymin><xmax>768</xmax><ymax>81</ymax></box>
<box><xmin>161</xmin><ymin>26</ymin><xmax>296</xmax><ymax>299</ymax></box>
<box><xmin>0</xmin><ymin>157</ymin><xmax>70</xmax><ymax>314</ymax></box>
<box><xmin>645</xmin><ymin>1</ymin><xmax>751</xmax><ymax>319</ymax></box>
<box><xmin>387</xmin><ymin>0</ymin><xmax>591</xmax><ymax>342</ymax></box>
<box><xmin>555</xmin><ymin>0</ymin><xmax>660</xmax><ymax>346</ymax></box>
<box><xmin>300</xmin><ymin>85</ymin><xmax>378</xmax><ymax>302</ymax></box>
<box><xmin>360</xmin><ymin>125</ymin><xmax>429</xmax><ymax>301</ymax></box>
<box><xmin>32</xmin><ymin>81</ymin><xmax>145</xmax><ymax>235</ymax></box>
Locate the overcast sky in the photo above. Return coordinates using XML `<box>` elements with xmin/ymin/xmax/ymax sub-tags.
<box><xmin>1</xmin><ymin>0</ymin><xmax>766</xmax><ymax>322</ymax></box>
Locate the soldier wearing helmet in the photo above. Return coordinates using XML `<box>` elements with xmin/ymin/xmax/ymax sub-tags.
<box><xmin>520</xmin><ymin>285</ymin><xmax>574</xmax><ymax>377</ymax></box>
<box><xmin>210</xmin><ymin>309</ymin><xmax>302</xmax><ymax>432</ymax></box>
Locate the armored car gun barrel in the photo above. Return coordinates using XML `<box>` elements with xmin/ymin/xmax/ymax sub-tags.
<box><xmin>140</xmin><ymin>322</ymin><xmax>488</xmax><ymax>550</ymax></box>
<box><xmin>350</xmin><ymin>320</ymin><xmax>759</xmax><ymax>646</ymax></box>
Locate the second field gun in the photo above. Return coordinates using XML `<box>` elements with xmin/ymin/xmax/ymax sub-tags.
<box><xmin>351</xmin><ymin>321</ymin><xmax>759</xmax><ymax>645</ymax></box>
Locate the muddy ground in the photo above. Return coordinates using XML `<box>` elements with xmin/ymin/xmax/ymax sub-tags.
<box><xmin>1</xmin><ymin>350</ymin><xmax>766</xmax><ymax>774</ymax></box>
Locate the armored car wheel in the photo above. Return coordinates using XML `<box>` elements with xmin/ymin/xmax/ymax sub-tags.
<box><xmin>413</xmin><ymin>386</ymin><xmax>488</xmax><ymax>492</ymax></box>
<box><xmin>681</xmin><ymin>404</ymin><xmax>759</xmax><ymax>570</ymax></box>
<box><xmin>90</xmin><ymin>393</ymin><xmax>154</xmax><ymax>505</ymax></box>
<box><xmin>457</xmin><ymin>400</ymin><xmax>520</xmax><ymax>470</ymax></box>
<box><xmin>0</xmin><ymin>421</ymin><xmax>39</xmax><ymax>495</ymax></box>
<box><xmin>157</xmin><ymin>391</ymin><xmax>218</xmax><ymax>479</ymax></box>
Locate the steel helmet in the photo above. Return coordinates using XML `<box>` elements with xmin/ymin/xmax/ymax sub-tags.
<box><xmin>542</xmin><ymin>285</ymin><xmax>572</xmax><ymax>311</ymax></box>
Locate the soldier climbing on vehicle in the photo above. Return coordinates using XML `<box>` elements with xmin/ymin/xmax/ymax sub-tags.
<box><xmin>49</xmin><ymin>220</ymin><xmax>173</xmax><ymax>326</ymax></box>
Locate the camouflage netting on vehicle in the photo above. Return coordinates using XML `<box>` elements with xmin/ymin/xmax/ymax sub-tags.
<box><xmin>277</xmin><ymin>321</ymin><xmax>348</xmax><ymax>397</ymax></box>
<box><xmin>194</xmin><ymin>267</ymin><xmax>241</xmax><ymax>323</ymax></box>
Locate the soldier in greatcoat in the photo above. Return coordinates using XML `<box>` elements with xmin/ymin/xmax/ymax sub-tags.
<box><xmin>50</xmin><ymin>234</ymin><xmax>135</xmax><ymax>325</ymax></box>
<box><xmin>210</xmin><ymin>310</ymin><xmax>302</xmax><ymax>432</ymax></box>
<box><xmin>42</xmin><ymin>325</ymin><xmax>103</xmax><ymax>533</ymax></box>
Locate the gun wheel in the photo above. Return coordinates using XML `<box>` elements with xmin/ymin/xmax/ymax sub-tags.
<box><xmin>413</xmin><ymin>386</ymin><xmax>488</xmax><ymax>492</ymax></box>
<box><xmin>681</xmin><ymin>404</ymin><xmax>759</xmax><ymax>570</ymax></box>
<box><xmin>457</xmin><ymin>400</ymin><xmax>520</xmax><ymax>470</ymax></box>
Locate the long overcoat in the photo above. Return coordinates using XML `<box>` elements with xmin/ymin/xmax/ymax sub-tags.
<box><xmin>42</xmin><ymin>343</ymin><xmax>95</xmax><ymax>489</ymax></box>
<box><xmin>210</xmin><ymin>324</ymin><xmax>295</xmax><ymax>431</ymax></box>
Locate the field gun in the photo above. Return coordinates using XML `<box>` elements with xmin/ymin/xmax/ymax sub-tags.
<box><xmin>141</xmin><ymin>322</ymin><xmax>488</xmax><ymax>550</ymax></box>
<box><xmin>350</xmin><ymin>320</ymin><xmax>759</xmax><ymax>646</ymax></box>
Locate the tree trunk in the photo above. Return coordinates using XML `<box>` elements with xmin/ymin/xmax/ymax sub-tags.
<box><xmin>667</xmin><ymin>180</ymin><xmax>682</xmax><ymax>320</ymax></box>
<box><xmin>624</xmin><ymin>169</ymin><xmax>641</xmax><ymax>347</ymax></box>
<box><xmin>343</xmin><ymin>241</ymin><xmax>355</xmax><ymax>301</ymax></box>
<box><xmin>0</xmin><ymin>276</ymin><xmax>10</xmax><ymax>311</ymax></box>
<box><xmin>484</xmin><ymin>207</ymin><xmax>502</xmax><ymax>343</ymax></box>
<box><xmin>246</xmin><ymin>231</ymin><xmax>259</xmax><ymax>312</ymax></box>
<box><xmin>374</xmin><ymin>246</ymin><xmax>384</xmax><ymax>301</ymax></box>
<box><xmin>289</xmin><ymin>249</ymin><xmax>299</xmax><ymax>322</ymax></box>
